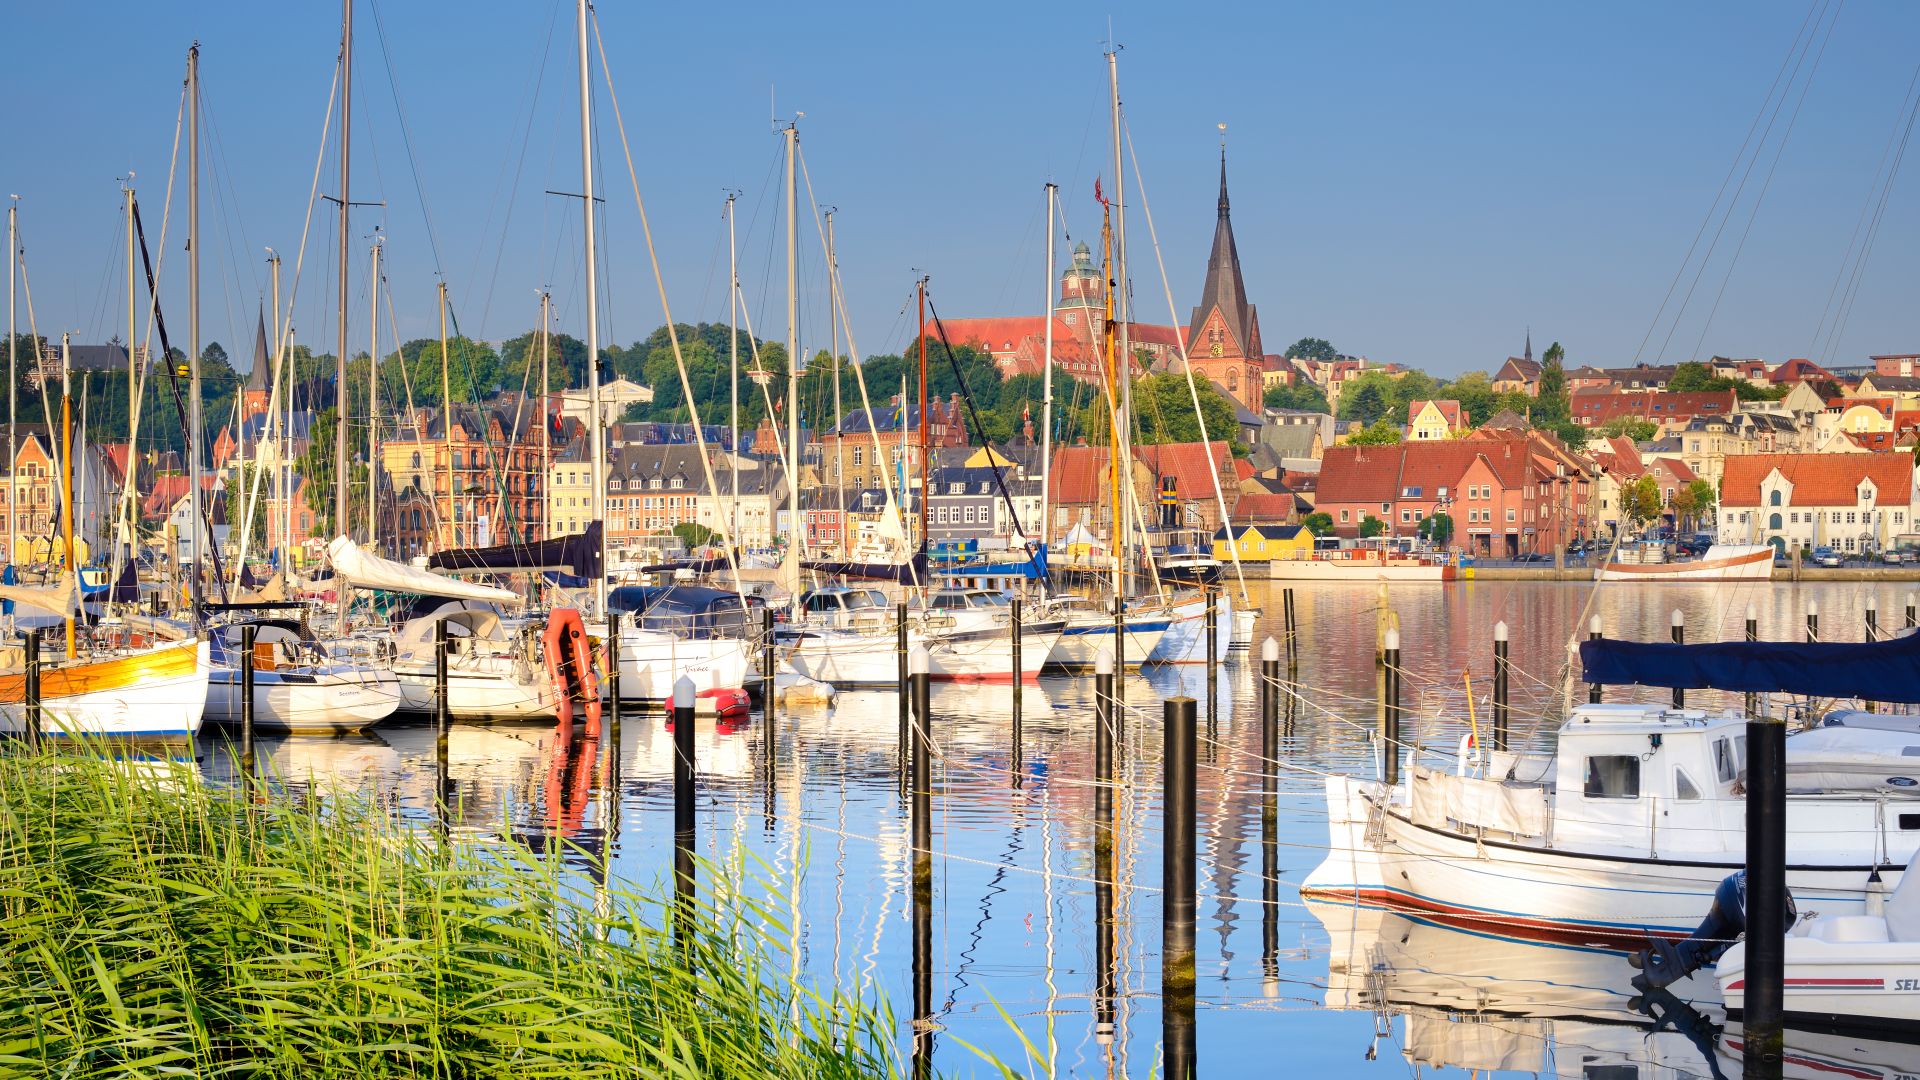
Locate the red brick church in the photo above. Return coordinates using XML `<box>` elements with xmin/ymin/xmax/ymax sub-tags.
<box><xmin>1183</xmin><ymin>152</ymin><xmax>1265</xmax><ymax>411</ymax></box>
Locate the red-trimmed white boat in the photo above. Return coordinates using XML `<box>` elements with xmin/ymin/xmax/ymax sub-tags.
<box><xmin>1595</xmin><ymin>543</ymin><xmax>1774</xmax><ymax>582</ymax></box>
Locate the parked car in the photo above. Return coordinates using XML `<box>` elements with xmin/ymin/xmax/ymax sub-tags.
<box><xmin>1675</xmin><ymin>537</ymin><xmax>1711</xmax><ymax>557</ymax></box>
<box><xmin>1883</xmin><ymin>549</ymin><xmax>1906</xmax><ymax>565</ymax></box>
<box><xmin>1811</xmin><ymin>546</ymin><xmax>1842</xmax><ymax>568</ymax></box>
<box><xmin>1514</xmin><ymin>552</ymin><xmax>1550</xmax><ymax>563</ymax></box>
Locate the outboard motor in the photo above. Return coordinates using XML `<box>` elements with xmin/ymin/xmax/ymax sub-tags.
<box><xmin>1630</xmin><ymin>871</ymin><xmax>1797</xmax><ymax>990</ymax></box>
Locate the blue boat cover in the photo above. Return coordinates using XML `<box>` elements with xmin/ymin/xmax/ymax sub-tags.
<box><xmin>1579</xmin><ymin>634</ymin><xmax>1920</xmax><ymax>701</ymax></box>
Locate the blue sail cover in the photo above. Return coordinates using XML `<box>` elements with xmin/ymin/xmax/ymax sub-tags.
<box><xmin>1579</xmin><ymin>633</ymin><xmax>1920</xmax><ymax>701</ymax></box>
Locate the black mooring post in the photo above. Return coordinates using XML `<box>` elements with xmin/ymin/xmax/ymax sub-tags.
<box><xmin>1381</xmin><ymin>627</ymin><xmax>1402</xmax><ymax>787</ymax></box>
<box><xmin>1282</xmin><ymin>587</ymin><xmax>1297</xmax><ymax>666</ymax></box>
<box><xmin>911</xmin><ymin>686</ymin><xmax>936</xmax><ymax>1080</ymax></box>
<box><xmin>1745</xmin><ymin>713</ymin><xmax>1787</xmax><ymax>1068</ymax></box>
<box><xmin>605</xmin><ymin>612</ymin><xmax>622</xmax><ymax>751</ymax></box>
<box><xmin>1670</xmin><ymin>609</ymin><xmax>1686</xmax><ymax>709</ymax></box>
<box><xmin>1204</xmin><ymin>589</ymin><xmax>1219</xmax><ymax>730</ymax></box>
<box><xmin>672</xmin><ymin>676</ymin><xmax>697</xmax><ymax>946</ymax></box>
<box><xmin>1094</xmin><ymin>642</ymin><xmax>1117</xmax><ymax>1048</ymax></box>
<box><xmin>759</xmin><ymin>606</ymin><xmax>776</xmax><ymax>756</ymax></box>
<box><xmin>1908</xmin><ymin>591</ymin><xmax>1916</xmax><ymax>631</ymax></box>
<box><xmin>896</xmin><ymin>601</ymin><xmax>909</xmax><ymax>758</ymax></box>
<box><xmin>1261</xmin><ymin>632</ymin><xmax>1280</xmax><ymax>997</ymax></box>
<box><xmin>1807</xmin><ymin>600</ymin><xmax>1819</xmax><ymax>644</ymax></box>
<box><xmin>1162</xmin><ymin>694</ymin><xmax>1198</xmax><ymax>1080</ymax></box>
<box><xmin>1587</xmin><ymin>614</ymin><xmax>1604</xmax><ymax>705</ymax></box>
<box><xmin>1493</xmin><ymin>620</ymin><xmax>1511</xmax><ymax>750</ymax></box>
<box><xmin>1745</xmin><ymin>604</ymin><xmax>1759</xmax><ymax>719</ymax></box>
<box><xmin>23</xmin><ymin>629</ymin><xmax>41</xmax><ymax>747</ymax></box>
<box><xmin>1010</xmin><ymin>596</ymin><xmax>1023</xmax><ymax>789</ymax></box>
<box><xmin>240</xmin><ymin>624</ymin><xmax>257</xmax><ymax>783</ymax></box>
<box><xmin>1260</xmin><ymin>636</ymin><xmax>1280</xmax><ymax>792</ymax></box>
<box><xmin>434</xmin><ymin>618</ymin><xmax>452</xmax><ymax>839</ymax></box>
<box><xmin>1865</xmin><ymin>599</ymin><xmax>1879</xmax><ymax>713</ymax></box>
<box><xmin>909</xmin><ymin>645</ymin><xmax>932</xmax><ymax>887</ymax></box>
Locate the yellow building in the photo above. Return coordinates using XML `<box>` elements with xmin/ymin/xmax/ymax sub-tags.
<box><xmin>1212</xmin><ymin>523</ymin><xmax>1312</xmax><ymax>561</ymax></box>
<box><xmin>1407</xmin><ymin>399</ymin><xmax>1466</xmax><ymax>441</ymax></box>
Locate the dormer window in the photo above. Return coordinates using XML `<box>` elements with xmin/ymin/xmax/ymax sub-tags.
<box><xmin>610</xmin><ymin>478</ymin><xmax>622</xmax><ymax>491</ymax></box>
<box><xmin>651</xmin><ymin>478</ymin><xmax>663</xmax><ymax>490</ymax></box>
<box><xmin>670</xmin><ymin>476</ymin><xmax>684</xmax><ymax>489</ymax></box>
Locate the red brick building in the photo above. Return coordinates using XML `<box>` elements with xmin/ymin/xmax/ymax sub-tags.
<box><xmin>1569</xmin><ymin>389</ymin><xmax>1738</xmax><ymax>431</ymax></box>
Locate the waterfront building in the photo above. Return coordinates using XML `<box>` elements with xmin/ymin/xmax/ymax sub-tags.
<box><xmin>381</xmin><ymin>400</ymin><xmax>548</xmax><ymax>549</ymax></box>
<box><xmin>1718</xmin><ymin>452</ymin><xmax>1919</xmax><ymax>555</ymax></box>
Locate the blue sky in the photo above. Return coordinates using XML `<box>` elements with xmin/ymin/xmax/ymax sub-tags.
<box><xmin>6</xmin><ymin>1</ymin><xmax>1918</xmax><ymax>378</ymax></box>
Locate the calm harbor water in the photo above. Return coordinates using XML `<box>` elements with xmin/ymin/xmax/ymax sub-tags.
<box><xmin>199</xmin><ymin>578</ymin><xmax>1920</xmax><ymax>1077</ymax></box>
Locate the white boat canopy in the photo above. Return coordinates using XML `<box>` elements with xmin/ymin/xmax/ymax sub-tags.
<box><xmin>325</xmin><ymin>537</ymin><xmax>523</xmax><ymax>606</ymax></box>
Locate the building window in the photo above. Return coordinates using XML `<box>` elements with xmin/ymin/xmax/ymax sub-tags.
<box><xmin>1769</xmin><ymin>490</ymin><xmax>1782</xmax><ymax>506</ymax></box>
<box><xmin>1769</xmin><ymin>512</ymin><xmax>1783</xmax><ymax>530</ymax></box>
<box><xmin>1506</xmin><ymin>509</ymin><xmax>1517</xmax><ymax>523</ymax></box>
<box><xmin>1340</xmin><ymin>509</ymin><xmax>1350</xmax><ymax>523</ymax></box>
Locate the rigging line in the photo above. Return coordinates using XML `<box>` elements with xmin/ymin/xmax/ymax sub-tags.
<box><xmin>1653</xmin><ymin>0</ymin><xmax>1831</xmax><ymax>367</ymax></box>
<box><xmin>473</xmin><ymin>0</ymin><xmax>561</xmax><ymax>340</ymax></box>
<box><xmin>1808</xmin><ymin>62</ymin><xmax>1920</xmax><ymax>360</ymax></box>
<box><xmin>1629</xmin><ymin>0</ymin><xmax>1825</xmax><ymax>367</ymax></box>
<box><xmin>1122</xmin><ymin>119</ymin><xmax>1249</xmax><ymax>605</ymax></box>
<box><xmin>365</xmin><ymin>0</ymin><xmax>447</xmax><ymax>278</ymax></box>
<box><xmin>1688</xmin><ymin>0</ymin><xmax>1843</xmax><ymax>361</ymax></box>
<box><xmin>589</xmin><ymin>9</ymin><xmax>741</xmax><ymax>597</ymax></box>
<box><xmin>1821</xmin><ymin>76</ymin><xmax>1920</xmax><ymax>364</ymax></box>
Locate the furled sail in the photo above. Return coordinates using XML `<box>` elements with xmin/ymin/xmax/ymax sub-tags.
<box><xmin>426</xmin><ymin>520</ymin><xmax>603</xmax><ymax>581</ymax></box>
<box><xmin>326</xmin><ymin>537</ymin><xmax>522</xmax><ymax>605</ymax></box>
<box><xmin>1580</xmin><ymin>632</ymin><xmax>1920</xmax><ymax>702</ymax></box>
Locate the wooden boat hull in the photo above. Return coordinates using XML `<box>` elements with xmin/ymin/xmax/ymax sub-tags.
<box><xmin>1595</xmin><ymin>545</ymin><xmax>1774</xmax><ymax>582</ymax></box>
<box><xmin>0</xmin><ymin>640</ymin><xmax>209</xmax><ymax>738</ymax></box>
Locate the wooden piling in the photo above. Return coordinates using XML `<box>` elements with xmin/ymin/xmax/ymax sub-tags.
<box><xmin>1381</xmin><ymin>627</ymin><xmax>1402</xmax><ymax>786</ymax></box>
<box><xmin>1745</xmin><ymin>711</ymin><xmax>1788</xmax><ymax>1066</ymax></box>
<box><xmin>1587</xmin><ymin>615</ymin><xmax>1603</xmax><ymax>705</ymax></box>
<box><xmin>1162</xmin><ymin>694</ymin><xmax>1198</xmax><ymax>1080</ymax></box>
<box><xmin>1493</xmin><ymin>621</ymin><xmax>1511</xmax><ymax>750</ymax></box>
<box><xmin>1807</xmin><ymin>600</ymin><xmax>1818</xmax><ymax>643</ymax></box>
<box><xmin>1670</xmin><ymin>609</ymin><xmax>1685</xmax><ymax>709</ymax></box>
<box><xmin>605</xmin><ymin>612</ymin><xmax>622</xmax><ymax>748</ymax></box>
<box><xmin>24</xmin><ymin>629</ymin><xmax>41</xmax><ymax>746</ymax></box>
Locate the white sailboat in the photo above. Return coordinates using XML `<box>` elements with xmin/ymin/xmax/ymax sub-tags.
<box><xmin>388</xmin><ymin>600</ymin><xmax>555</xmax><ymax>722</ymax></box>
<box><xmin>202</xmin><ymin>619</ymin><xmax>401</xmax><ymax>734</ymax></box>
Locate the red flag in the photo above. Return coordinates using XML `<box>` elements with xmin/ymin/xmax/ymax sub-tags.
<box><xmin>1093</xmin><ymin>177</ymin><xmax>1106</xmax><ymax>207</ymax></box>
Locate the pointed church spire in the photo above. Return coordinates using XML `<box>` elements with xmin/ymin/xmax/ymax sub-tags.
<box><xmin>1188</xmin><ymin>132</ymin><xmax>1259</xmax><ymax>362</ymax></box>
<box><xmin>246</xmin><ymin>305</ymin><xmax>271</xmax><ymax>391</ymax></box>
<box><xmin>1524</xmin><ymin>327</ymin><xmax>1533</xmax><ymax>365</ymax></box>
<box><xmin>1217</xmin><ymin>122</ymin><xmax>1230</xmax><ymax>217</ymax></box>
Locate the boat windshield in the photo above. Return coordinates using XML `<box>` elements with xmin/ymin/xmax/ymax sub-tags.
<box><xmin>845</xmin><ymin>590</ymin><xmax>887</xmax><ymax>610</ymax></box>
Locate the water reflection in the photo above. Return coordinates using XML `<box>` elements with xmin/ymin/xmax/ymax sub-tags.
<box><xmin>181</xmin><ymin>580</ymin><xmax>1920</xmax><ymax>1075</ymax></box>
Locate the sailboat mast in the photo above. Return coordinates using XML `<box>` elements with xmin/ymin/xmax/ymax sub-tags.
<box><xmin>187</xmin><ymin>43</ymin><xmax>205</xmax><ymax>623</ymax></box>
<box><xmin>1106</xmin><ymin>48</ymin><xmax>1130</xmax><ymax>606</ymax></box>
<box><xmin>827</xmin><ymin>208</ymin><xmax>844</xmax><ymax>559</ymax></box>
<box><xmin>7</xmin><ymin>199</ymin><xmax>15</xmax><ymax>568</ymax></box>
<box><xmin>366</xmin><ymin>237</ymin><xmax>379</xmax><ymax>551</ymax></box>
<box><xmin>1040</xmin><ymin>182</ymin><xmax>1056</xmax><ymax>561</ymax></box>
<box><xmin>781</xmin><ymin>123</ymin><xmax>799</xmax><ymax>597</ymax></box>
<box><xmin>577</xmin><ymin>0</ymin><xmax>606</xmax><ymax>617</ymax></box>
<box><xmin>917</xmin><ymin>277</ymin><xmax>929</xmax><ymax>557</ymax></box>
<box><xmin>60</xmin><ymin>335</ymin><xmax>74</xmax><ymax>658</ymax></box>
<box><xmin>540</xmin><ymin>291</ymin><xmax>551</xmax><ymax>539</ymax></box>
<box><xmin>334</xmin><ymin>0</ymin><xmax>352</xmax><ymax>552</ymax></box>
<box><xmin>437</xmin><ymin>282</ymin><xmax>452</xmax><ymax>549</ymax></box>
<box><xmin>726</xmin><ymin>193</ymin><xmax>739</xmax><ymax>547</ymax></box>
<box><xmin>269</xmin><ymin>253</ymin><xmax>286</xmax><ymax>571</ymax></box>
<box><xmin>123</xmin><ymin>187</ymin><xmax>136</xmax><ymax>566</ymax></box>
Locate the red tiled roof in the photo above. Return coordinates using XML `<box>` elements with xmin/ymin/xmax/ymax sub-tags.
<box><xmin>1233</xmin><ymin>492</ymin><xmax>1296</xmax><ymax>524</ymax></box>
<box><xmin>1316</xmin><ymin>445</ymin><xmax>1407</xmax><ymax>505</ymax></box>
<box><xmin>1048</xmin><ymin>444</ymin><xmax>1112</xmax><ymax>506</ymax></box>
<box><xmin>1408</xmin><ymin>398</ymin><xmax>1464</xmax><ymax>429</ymax></box>
<box><xmin>1569</xmin><ymin>389</ymin><xmax>1737</xmax><ymax>425</ymax></box>
<box><xmin>1845</xmin><ymin>431</ymin><xmax>1904</xmax><ymax>452</ymax></box>
<box><xmin>1770</xmin><ymin>358</ymin><xmax>1835</xmax><ymax>385</ymax></box>
<box><xmin>1132</xmin><ymin>441</ymin><xmax>1230</xmax><ymax>501</ymax></box>
<box><xmin>1721</xmin><ymin>453</ymin><xmax>1915</xmax><ymax>507</ymax></box>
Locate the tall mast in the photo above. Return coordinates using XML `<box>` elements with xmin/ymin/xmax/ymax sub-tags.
<box><xmin>917</xmin><ymin>277</ymin><xmax>929</xmax><ymax>557</ymax></box>
<box><xmin>1101</xmin><ymin>195</ymin><xmax>1121</xmax><ymax>605</ymax></box>
<box><xmin>60</xmin><ymin>336</ymin><xmax>74</xmax><ymax>657</ymax></box>
<box><xmin>780</xmin><ymin>122</ymin><xmax>799</xmax><ymax>597</ymax></box>
<box><xmin>577</xmin><ymin>0</ymin><xmax>606</xmax><ymax>616</ymax></box>
<box><xmin>334</xmin><ymin>0</ymin><xmax>352</xmax><ymax>550</ymax></box>
<box><xmin>540</xmin><ymin>290</ymin><xmax>551</xmax><ymax>539</ymax></box>
<box><xmin>123</xmin><ymin>188</ymin><xmax>136</xmax><ymax>566</ymax></box>
<box><xmin>187</xmin><ymin>43</ymin><xmax>205</xmax><ymax>623</ymax></box>
<box><xmin>7</xmin><ymin>199</ymin><xmax>15</xmax><ymax>568</ymax></box>
<box><xmin>827</xmin><ymin>208</ymin><xmax>844</xmax><ymax>559</ymax></box>
<box><xmin>1040</xmin><ymin>182</ymin><xmax>1056</xmax><ymax>561</ymax></box>
<box><xmin>1106</xmin><ymin>48</ymin><xmax>1131</xmax><ymax>604</ymax></box>
<box><xmin>726</xmin><ymin>193</ymin><xmax>739</xmax><ymax>548</ymax></box>
<box><xmin>366</xmin><ymin>236</ymin><xmax>379</xmax><ymax>551</ymax></box>
<box><xmin>269</xmin><ymin>253</ymin><xmax>285</xmax><ymax>571</ymax></box>
<box><xmin>437</xmin><ymin>281</ymin><xmax>452</xmax><ymax>549</ymax></box>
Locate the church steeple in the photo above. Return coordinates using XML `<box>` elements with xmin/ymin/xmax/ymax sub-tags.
<box><xmin>1524</xmin><ymin>327</ymin><xmax>1533</xmax><ymax>365</ymax></box>
<box><xmin>1187</xmin><ymin>140</ymin><xmax>1259</xmax><ymax>366</ymax></box>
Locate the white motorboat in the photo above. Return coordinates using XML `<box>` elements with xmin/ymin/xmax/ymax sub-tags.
<box><xmin>1146</xmin><ymin>591</ymin><xmax>1234</xmax><ymax>665</ymax></box>
<box><xmin>781</xmin><ymin>587</ymin><xmax>1061</xmax><ymax>686</ymax></box>
<box><xmin>204</xmin><ymin>620</ymin><xmax>403</xmax><ymax>734</ymax></box>
<box><xmin>1717</xmin><ymin>859</ymin><xmax>1920</xmax><ymax>1036</ymax></box>
<box><xmin>600</xmin><ymin>583</ymin><xmax>753</xmax><ymax>713</ymax></box>
<box><xmin>0</xmin><ymin>637</ymin><xmax>210</xmax><ymax>739</ymax></box>
<box><xmin>1304</xmin><ymin>703</ymin><xmax>1920</xmax><ymax>944</ymax></box>
<box><xmin>389</xmin><ymin>600</ymin><xmax>558</xmax><ymax>722</ymax></box>
<box><xmin>1041</xmin><ymin>596</ymin><xmax>1170</xmax><ymax>671</ymax></box>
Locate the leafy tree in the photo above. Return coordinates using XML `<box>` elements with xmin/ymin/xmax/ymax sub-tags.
<box><xmin>1623</xmin><ymin>475</ymin><xmax>1663</xmax><ymax>528</ymax></box>
<box><xmin>1547</xmin><ymin>419</ymin><xmax>1590</xmax><ymax>451</ymax></box>
<box><xmin>1346</xmin><ymin>418</ymin><xmax>1403</xmax><ymax>445</ymax></box>
<box><xmin>672</xmin><ymin>521</ymin><xmax>721</xmax><ymax>550</ymax></box>
<box><xmin>296</xmin><ymin>407</ymin><xmax>364</xmax><ymax>538</ymax></box>
<box><xmin>1598</xmin><ymin>416</ymin><xmax>1658</xmax><ymax>442</ymax></box>
<box><xmin>1263</xmin><ymin>380</ymin><xmax>1329</xmax><ymax>413</ymax></box>
<box><xmin>1338</xmin><ymin>379</ymin><xmax>1389</xmax><ymax>425</ymax></box>
<box><xmin>1538</xmin><ymin>341</ymin><xmax>1566</xmax><ymax>399</ymax></box>
<box><xmin>1358</xmin><ymin>514</ymin><xmax>1387</xmax><ymax>539</ymax></box>
<box><xmin>1418</xmin><ymin>511</ymin><xmax>1454</xmax><ymax>546</ymax></box>
<box><xmin>1302</xmin><ymin>511</ymin><xmax>1333</xmax><ymax>536</ymax></box>
<box><xmin>1667</xmin><ymin>360</ymin><xmax>1786</xmax><ymax>402</ymax></box>
<box><xmin>498</xmin><ymin>329</ymin><xmax>590</xmax><ymax>395</ymax></box>
<box><xmin>1673</xmin><ymin>478</ymin><xmax>1717</xmax><ymax>532</ymax></box>
<box><xmin>222</xmin><ymin>463</ymin><xmax>270</xmax><ymax>551</ymax></box>
<box><xmin>1445</xmin><ymin>371</ymin><xmax>1498</xmax><ymax>426</ymax></box>
<box><xmin>1285</xmin><ymin>337</ymin><xmax>1337</xmax><ymax>363</ymax></box>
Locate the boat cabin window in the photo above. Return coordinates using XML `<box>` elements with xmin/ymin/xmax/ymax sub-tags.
<box><xmin>1674</xmin><ymin>768</ymin><xmax>1703</xmax><ymax>801</ymax></box>
<box><xmin>930</xmin><ymin>594</ymin><xmax>967</xmax><ymax>610</ymax></box>
<box><xmin>845</xmin><ymin>590</ymin><xmax>886</xmax><ymax>610</ymax></box>
<box><xmin>803</xmin><ymin>593</ymin><xmax>845</xmax><ymax>613</ymax></box>
<box><xmin>1713</xmin><ymin>736</ymin><xmax>1746</xmax><ymax>785</ymax></box>
<box><xmin>1583</xmin><ymin>756</ymin><xmax>1640</xmax><ymax>799</ymax></box>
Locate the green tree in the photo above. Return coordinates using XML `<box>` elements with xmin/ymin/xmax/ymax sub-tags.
<box><xmin>1263</xmin><ymin>380</ymin><xmax>1330</xmax><ymax>413</ymax></box>
<box><xmin>1346</xmin><ymin>417</ymin><xmax>1403</xmax><ymax>445</ymax></box>
<box><xmin>1358</xmin><ymin>514</ymin><xmax>1387</xmax><ymax>539</ymax></box>
<box><xmin>1285</xmin><ymin>337</ymin><xmax>1337</xmax><ymax>363</ymax></box>
<box><xmin>1339</xmin><ymin>378</ymin><xmax>1389</xmax><ymax>425</ymax></box>
<box><xmin>1598</xmin><ymin>416</ymin><xmax>1658</xmax><ymax>442</ymax></box>
<box><xmin>296</xmin><ymin>408</ymin><xmax>364</xmax><ymax>539</ymax></box>
<box><xmin>1547</xmin><ymin>419</ymin><xmax>1590</xmax><ymax>451</ymax></box>
<box><xmin>672</xmin><ymin>521</ymin><xmax>721</xmax><ymax>550</ymax></box>
<box><xmin>223</xmin><ymin>463</ymin><xmax>270</xmax><ymax>552</ymax></box>
<box><xmin>1623</xmin><ymin>475</ymin><xmax>1663</xmax><ymax>528</ymax></box>
<box><xmin>1538</xmin><ymin>341</ymin><xmax>1566</xmax><ymax>399</ymax></box>
<box><xmin>1418</xmin><ymin>511</ymin><xmax>1454</xmax><ymax>546</ymax></box>
<box><xmin>1445</xmin><ymin>371</ymin><xmax>1498</xmax><ymax>426</ymax></box>
<box><xmin>1673</xmin><ymin>478</ymin><xmax>1717</xmax><ymax>532</ymax></box>
<box><xmin>1667</xmin><ymin>361</ymin><xmax>1716</xmax><ymax>393</ymax></box>
<box><xmin>1302</xmin><ymin>511</ymin><xmax>1333</xmax><ymax>535</ymax></box>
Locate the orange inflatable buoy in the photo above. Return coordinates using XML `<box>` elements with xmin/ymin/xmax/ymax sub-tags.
<box><xmin>543</xmin><ymin>608</ymin><xmax>603</xmax><ymax>734</ymax></box>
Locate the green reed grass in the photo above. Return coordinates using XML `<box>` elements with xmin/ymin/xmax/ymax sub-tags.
<box><xmin>0</xmin><ymin>746</ymin><xmax>901</xmax><ymax>1078</ymax></box>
